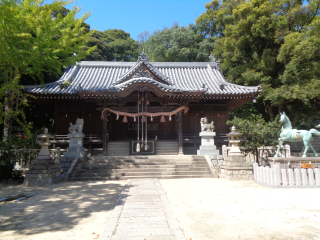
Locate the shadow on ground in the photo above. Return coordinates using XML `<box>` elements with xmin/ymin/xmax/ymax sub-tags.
<box><xmin>0</xmin><ymin>180</ymin><xmax>125</xmax><ymax>239</ymax></box>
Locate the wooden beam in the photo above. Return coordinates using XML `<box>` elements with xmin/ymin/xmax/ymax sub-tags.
<box><xmin>102</xmin><ymin>111</ymin><xmax>108</xmax><ymax>155</ymax></box>
<box><xmin>178</xmin><ymin>111</ymin><xmax>183</xmax><ymax>155</ymax></box>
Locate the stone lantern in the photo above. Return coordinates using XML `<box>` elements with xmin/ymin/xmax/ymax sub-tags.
<box><xmin>23</xmin><ymin>128</ymin><xmax>62</xmax><ymax>186</ymax></box>
<box><xmin>226</xmin><ymin>125</ymin><xmax>243</xmax><ymax>156</ymax></box>
<box><xmin>37</xmin><ymin>128</ymin><xmax>54</xmax><ymax>158</ymax></box>
<box><xmin>219</xmin><ymin>126</ymin><xmax>253</xmax><ymax>180</ymax></box>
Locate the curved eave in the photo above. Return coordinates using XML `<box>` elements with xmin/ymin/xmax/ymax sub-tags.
<box><xmin>78</xmin><ymin>79</ymin><xmax>206</xmax><ymax>98</ymax></box>
<box><xmin>114</xmin><ymin>60</ymin><xmax>172</xmax><ymax>86</ymax></box>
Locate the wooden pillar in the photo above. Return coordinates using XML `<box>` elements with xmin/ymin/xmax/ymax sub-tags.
<box><xmin>178</xmin><ymin>111</ymin><xmax>183</xmax><ymax>155</ymax></box>
<box><xmin>102</xmin><ymin>111</ymin><xmax>108</xmax><ymax>155</ymax></box>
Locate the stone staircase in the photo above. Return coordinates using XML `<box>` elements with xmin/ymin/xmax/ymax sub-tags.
<box><xmin>106</xmin><ymin>141</ymin><xmax>130</xmax><ymax>156</ymax></box>
<box><xmin>156</xmin><ymin>141</ymin><xmax>179</xmax><ymax>155</ymax></box>
<box><xmin>68</xmin><ymin>155</ymin><xmax>213</xmax><ymax>181</ymax></box>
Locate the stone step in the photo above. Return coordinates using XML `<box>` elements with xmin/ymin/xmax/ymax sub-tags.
<box><xmin>72</xmin><ymin>167</ymin><xmax>210</xmax><ymax>173</ymax></box>
<box><xmin>106</xmin><ymin>142</ymin><xmax>130</xmax><ymax>156</ymax></box>
<box><xmin>88</xmin><ymin>155</ymin><xmax>205</xmax><ymax>161</ymax></box>
<box><xmin>73</xmin><ymin>164</ymin><xmax>210</xmax><ymax>170</ymax></box>
<box><xmin>70</xmin><ymin>170</ymin><xmax>211</xmax><ymax>178</ymax></box>
<box><xmin>80</xmin><ymin>158</ymin><xmax>207</xmax><ymax>162</ymax></box>
<box><xmin>76</xmin><ymin>161</ymin><xmax>208</xmax><ymax>166</ymax></box>
<box><xmin>68</xmin><ymin>154</ymin><xmax>213</xmax><ymax>181</ymax></box>
<box><xmin>68</xmin><ymin>174</ymin><xmax>214</xmax><ymax>181</ymax></box>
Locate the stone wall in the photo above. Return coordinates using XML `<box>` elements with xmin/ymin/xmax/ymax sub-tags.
<box><xmin>220</xmin><ymin>169</ymin><xmax>253</xmax><ymax>181</ymax></box>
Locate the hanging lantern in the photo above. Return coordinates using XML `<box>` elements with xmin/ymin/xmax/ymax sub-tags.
<box><xmin>160</xmin><ymin>115</ymin><xmax>166</xmax><ymax>122</ymax></box>
<box><xmin>151</xmin><ymin>115</ymin><xmax>153</xmax><ymax>121</ymax></box>
<box><xmin>116</xmin><ymin>113</ymin><xmax>119</xmax><ymax>120</ymax></box>
<box><xmin>169</xmin><ymin>115</ymin><xmax>172</xmax><ymax>121</ymax></box>
<box><xmin>141</xmin><ymin>115</ymin><xmax>146</xmax><ymax>122</ymax></box>
<box><xmin>136</xmin><ymin>142</ymin><xmax>140</xmax><ymax>152</ymax></box>
<box><xmin>123</xmin><ymin>115</ymin><xmax>128</xmax><ymax>123</ymax></box>
<box><xmin>134</xmin><ymin>115</ymin><xmax>136</xmax><ymax>122</ymax></box>
<box><xmin>146</xmin><ymin>101</ymin><xmax>150</xmax><ymax>105</ymax></box>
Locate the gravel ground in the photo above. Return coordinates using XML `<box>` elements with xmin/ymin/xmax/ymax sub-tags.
<box><xmin>0</xmin><ymin>179</ymin><xmax>319</xmax><ymax>240</ymax></box>
<box><xmin>160</xmin><ymin>178</ymin><xmax>320</xmax><ymax>240</ymax></box>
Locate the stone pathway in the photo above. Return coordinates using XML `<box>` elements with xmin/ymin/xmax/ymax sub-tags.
<box><xmin>102</xmin><ymin>178</ymin><xmax>185</xmax><ymax>240</ymax></box>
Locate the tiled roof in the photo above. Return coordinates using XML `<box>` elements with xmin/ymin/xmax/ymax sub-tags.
<box><xmin>23</xmin><ymin>56</ymin><xmax>260</xmax><ymax>97</ymax></box>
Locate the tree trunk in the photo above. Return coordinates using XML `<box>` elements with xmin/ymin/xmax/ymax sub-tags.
<box><xmin>255</xmin><ymin>146</ymin><xmax>259</xmax><ymax>165</ymax></box>
<box><xmin>3</xmin><ymin>89</ymin><xmax>14</xmax><ymax>141</ymax></box>
<box><xmin>268</xmin><ymin>105</ymin><xmax>274</xmax><ymax>122</ymax></box>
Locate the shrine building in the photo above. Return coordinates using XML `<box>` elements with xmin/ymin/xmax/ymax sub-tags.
<box><xmin>24</xmin><ymin>51</ymin><xmax>260</xmax><ymax>156</ymax></box>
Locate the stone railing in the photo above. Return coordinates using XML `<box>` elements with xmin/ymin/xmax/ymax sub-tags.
<box><xmin>253</xmin><ymin>163</ymin><xmax>320</xmax><ymax>187</ymax></box>
<box><xmin>222</xmin><ymin>145</ymin><xmax>291</xmax><ymax>163</ymax></box>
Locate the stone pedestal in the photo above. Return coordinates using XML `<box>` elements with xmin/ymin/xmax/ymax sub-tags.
<box><xmin>220</xmin><ymin>155</ymin><xmax>253</xmax><ymax>180</ymax></box>
<box><xmin>63</xmin><ymin>133</ymin><xmax>86</xmax><ymax>158</ymax></box>
<box><xmin>197</xmin><ymin>132</ymin><xmax>220</xmax><ymax>155</ymax></box>
<box><xmin>23</xmin><ymin>157</ymin><xmax>62</xmax><ymax>186</ymax></box>
<box><xmin>24</xmin><ymin>128</ymin><xmax>62</xmax><ymax>186</ymax></box>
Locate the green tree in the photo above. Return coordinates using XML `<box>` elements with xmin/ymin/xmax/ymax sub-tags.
<box><xmin>143</xmin><ymin>24</ymin><xmax>215</xmax><ymax>62</ymax></box>
<box><xmin>137</xmin><ymin>31</ymin><xmax>150</xmax><ymax>45</ymax></box>
<box><xmin>196</xmin><ymin>0</ymin><xmax>244</xmax><ymax>38</ymax></box>
<box><xmin>198</xmin><ymin>0</ymin><xmax>320</xmax><ymax>126</ymax></box>
<box><xmin>84</xmin><ymin>29</ymin><xmax>140</xmax><ymax>62</ymax></box>
<box><xmin>0</xmin><ymin>0</ymin><xmax>95</xmax><ymax>140</ymax></box>
<box><xmin>83</xmin><ymin>30</ymin><xmax>112</xmax><ymax>61</ymax></box>
<box><xmin>227</xmin><ymin>115</ymin><xmax>282</xmax><ymax>163</ymax></box>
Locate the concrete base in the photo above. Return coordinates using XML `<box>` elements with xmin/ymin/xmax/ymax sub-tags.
<box><xmin>63</xmin><ymin>133</ymin><xmax>86</xmax><ymax>158</ymax></box>
<box><xmin>23</xmin><ymin>156</ymin><xmax>62</xmax><ymax>186</ymax></box>
<box><xmin>220</xmin><ymin>155</ymin><xmax>253</xmax><ymax>180</ymax></box>
<box><xmin>197</xmin><ymin>131</ymin><xmax>220</xmax><ymax>155</ymax></box>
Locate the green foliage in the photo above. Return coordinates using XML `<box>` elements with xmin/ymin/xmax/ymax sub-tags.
<box><xmin>0</xmin><ymin>0</ymin><xmax>95</xmax><ymax>139</ymax></box>
<box><xmin>0</xmin><ymin>133</ymin><xmax>40</xmax><ymax>181</ymax></box>
<box><xmin>197</xmin><ymin>0</ymin><xmax>320</xmax><ymax>126</ymax></box>
<box><xmin>227</xmin><ymin>115</ymin><xmax>282</xmax><ymax>163</ymax></box>
<box><xmin>229</xmin><ymin>99</ymin><xmax>270</xmax><ymax>121</ymax></box>
<box><xmin>196</xmin><ymin>0</ymin><xmax>244</xmax><ymax>38</ymax></box>
<box><xmin>143</xmin><ymin>24</ymin><xmax>215</xmax><ymax>62</ymax></box>
<box><xmin>84</xmin><ymin>29</ymin><xmax>140</xmax><ymax>62</ymax></box>
<box><xmin>64</xmin><ymin>81</ymin><xmax>70</xmax><ymax>88</ymax></box>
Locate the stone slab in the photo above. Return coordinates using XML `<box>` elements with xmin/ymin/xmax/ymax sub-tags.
<box><xmin>199</xmin><ymin>132</ymin><xmax>216</xmax><ymax>137</ymax></box>
<box><xmin>111</xmin><ymin>236</ymin><xmax>176</xmax><ymax>240</ymax></box>
<box><xmin>117</xmin><ymin>222</ymin><xmax>169</xmax><ymax>229</ymax></box>
<box><xmin>118</xmin><ymin>217</ymin><xmax>168</xmax><ymax>222</ymax></box>
<box><xmin>120</xmin><ymin>211</ymin><xmax>166</xmax><ymax>218</ymax></box>
<box><xmin>197</xmin><ymin>149</ymin><xmax>220</xmax><ymax>155</ymax></box>
<box><xmin>113</xmin><ymin>227</ymin><xmax>172</xmax><ymax>237</ymax></box>
<box><xmin>102</xmin><ymin>178</ymin><xmax>185</xmax><ymax>240</ymax></box>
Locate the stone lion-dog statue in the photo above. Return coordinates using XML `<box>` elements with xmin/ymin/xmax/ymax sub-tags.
<box><xmin>200</xmin><ymin>117</ymin><xmax>215</xmax><ymax>132</ymax></box>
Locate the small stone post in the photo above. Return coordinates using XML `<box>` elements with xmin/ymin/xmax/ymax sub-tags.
<box><xmin>273</xmin><ymin>165</ymin><xmax>281</xmax><ymax>186</ymax></box>
<box><xmin>301</xmin><ymin>169</ymin><xmax>308</xmax><ymax>185</ymax></box>
<box><xmin>288</xmin><ymin>169</ymin><xmax>294</xmax><ymax>186</ymax></box>
<box><xmin>294</xmin><ymin>169</ymin><xmax>301</xmax><ymax>186</ymax></box>
<box><xmin>308</xmin><ymin>168</ymin><xmax>315</xmax><ymax>185</ymax></box>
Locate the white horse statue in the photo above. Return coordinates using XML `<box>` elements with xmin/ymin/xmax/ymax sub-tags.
<box><xmin>274</xmin><ymin>112</ymin><xmax>320</xmax><ymax>158</ymax></box>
